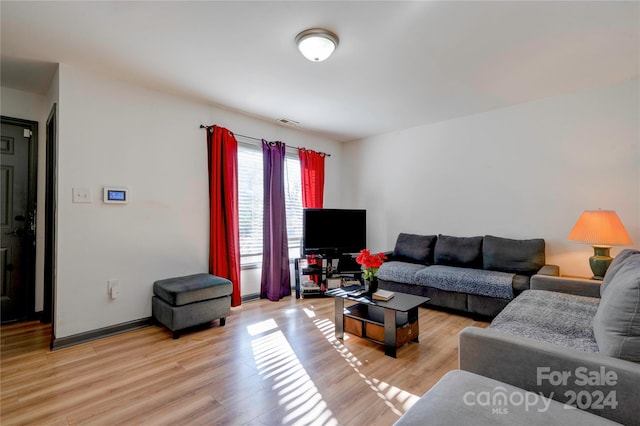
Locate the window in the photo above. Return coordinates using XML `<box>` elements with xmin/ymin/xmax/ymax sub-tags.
<box><xmin>238</xmin><ymin>143</ymin><xmax>303</xmax><ymax>266</ymax></box>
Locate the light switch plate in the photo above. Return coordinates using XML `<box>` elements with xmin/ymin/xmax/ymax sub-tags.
<box><xmin>72</xmin><ymin>187</ymin><xmax>92</xmax><ymax>203</ymax></box>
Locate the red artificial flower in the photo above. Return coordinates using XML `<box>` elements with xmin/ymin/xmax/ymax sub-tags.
<box><xmin>356</xmin><ymin>249</ymin><xmax>387</xmax><ymax>280</ymax></box>
<box><xmin>356</xmin><ymin>249</ymin><xmax>371</xmax><ymax>265</ymax></box>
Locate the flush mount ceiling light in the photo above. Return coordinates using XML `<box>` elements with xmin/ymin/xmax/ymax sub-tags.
<box><xmin>295</xmin><ymin>28</ymin><xmax>339</xmax><ymax>62</ymax></box>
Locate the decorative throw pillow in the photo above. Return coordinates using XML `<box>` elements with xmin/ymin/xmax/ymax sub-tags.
<box><xmin>600</xmin><ymin>249</ymin><xmax>640</xmax><ymax>296</ymax></box>
<box><xmin>593</xmin><ymin>252</ymin><xmax>640</xmax><ymax>362</ymax></box>
<box><xmin>482</xmin><ymin>235</ymin><xmax>545</xmax><ymax>275</ymax></box>
<box><xmin>392</xmin><ymin>233</ymin><xmax>437</xmax><ymax>265</ymax></box>
<box><xmin>434</xmin><ymin>235</ymin><xmax>483</xmax><ymax>268</ymax></box>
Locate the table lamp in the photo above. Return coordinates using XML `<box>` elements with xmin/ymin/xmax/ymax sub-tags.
<box><xmin>567</xmin><ymin>209</ymin><xmax>633</xmax><ymax>280</ymax></box>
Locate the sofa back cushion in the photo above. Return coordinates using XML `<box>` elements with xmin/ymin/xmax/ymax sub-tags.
<box><xmin>593</xmin><ymin>251</ymin><xmax>640</xmax><ymax>362</ymax></box>
<box><xmin>434</xmin><ymin>235</ymin><xmax>483</xmax><ymax>268</ymax></box>
<box><xmin>392</xmin><ymin>233</ymin><xmax>437</xmax><ymax>265</ymax></box>
<box><xmin>601</xmin><ymin>249</ymin><xmax>640</xmax><ymax>296</ymax></box>
<box><xmin>483</xmin><ymin>235</ymin><xmax>545</xmax><ymax>275</ymax></box>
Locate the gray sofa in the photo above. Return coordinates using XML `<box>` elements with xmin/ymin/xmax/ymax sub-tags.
<box><xmin>458</xmin><ymin>249</ymin><xmax>640</xmax><ymax>425</ymax></box>
<box><xmin>395</xmin><ymin>370</ymin><xmax>618</xmax><ymax>425</ymax></box>
<box><xmin>377</xmin><ymin>233</ymin><xmax>559</xmax><ymax>317</ymax></box>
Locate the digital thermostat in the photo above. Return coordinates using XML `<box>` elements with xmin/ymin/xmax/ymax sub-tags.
<box><xmin>103</xmin><ymin>187</ymin><xmax>128</xmax><ymax>204</ymax></box>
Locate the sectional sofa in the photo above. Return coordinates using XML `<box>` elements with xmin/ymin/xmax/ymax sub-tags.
<box><xmin>377</xmin><ymin>233</ymin><xmax>558</xmax><ymax>317</ymax></box>
<box><xmin>458</xmin><ymin>248</ymin><xmax>640</xmax><ymax>425</ymax></box>
<box><xmin>396</xmin><ymin>249</ymin><xmax>640</xmax><ymax>425</ymax></box>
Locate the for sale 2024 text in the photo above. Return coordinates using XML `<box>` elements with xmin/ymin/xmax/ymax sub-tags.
<box><xmin>537</xmin><ymin>366</ymin><xmax>618</xmax><ymax>410</ymax></box>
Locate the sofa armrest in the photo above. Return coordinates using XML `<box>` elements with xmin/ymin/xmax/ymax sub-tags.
<box><xmin>459</xmin><ymin>327</ymin><xmax>640</xmax><ymax>425</ymax></box>
<box><xmin>537</xmin><ymin>264</ymin><xmax>559</xmax><ymax>276</ymax></box>
<box><xmin>531</xmin><ymin>274</ymin><xmax>602</xmax><ymax>298</ymax></box>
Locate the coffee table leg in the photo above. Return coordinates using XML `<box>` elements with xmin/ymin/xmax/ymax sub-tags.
<box><xmin>383</xmin><ymin>307</ymin><xmax>397</xmax><ymax>358</ymax></box>
<box><xmin>334</xmin><ymin>297</ymin><xmax>344</xmax><ymax>340</ymax></box>
<box><xmin>409</xmin><ymin>307</ymin><xmax>419</xmax><ymax>343</ymax></box>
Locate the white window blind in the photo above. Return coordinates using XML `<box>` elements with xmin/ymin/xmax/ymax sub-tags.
<box><xmin>237</xmin><ymin>143</ymin><xmax>302</xmax><ymax>266</ymax></box>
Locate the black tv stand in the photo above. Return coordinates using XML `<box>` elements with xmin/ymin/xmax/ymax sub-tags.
<box><xmin>294</xmin><ymin>253</ymin><xmax>362</xmax><ymax>299</ymax></box>
<box><xmin>337</xmin><ymin>254</ymin><xmax>360</xmax><ymax>274</ymax></box>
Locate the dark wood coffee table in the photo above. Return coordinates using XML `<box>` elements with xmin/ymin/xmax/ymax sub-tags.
<box><xmin>325</xmin><ymin>286</ymin><xmax>430</xmax><ymax>358</ymax></box>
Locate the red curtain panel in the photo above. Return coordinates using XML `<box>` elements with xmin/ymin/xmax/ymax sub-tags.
<box><xmin>298</xmin><ymin>149</ymin><xmax>325</xmax><ymax>209</ymax></box>
<box><xmin>299</xmin><ymin>148</ymin><xmax>326</xmax><ymax>285</ymax></box>
<box><xmin>206</xmin><ymin>126</ymin><xmax>241</xmax><ymax>307</ymax></box>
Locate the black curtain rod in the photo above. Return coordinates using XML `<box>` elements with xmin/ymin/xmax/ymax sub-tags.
<box><xmin>199</xmin><ymin>124</ymin><xmax>330</xmax><ymax>157</ymax></box>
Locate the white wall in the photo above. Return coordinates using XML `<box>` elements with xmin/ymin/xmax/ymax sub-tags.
<box><xmin>46</xmin><ymin>64</ymin><xmax>342</xmax><ymax>338</ymax></box>
<box><xmin>342</xmin><ymin>79</ymin><xmax>640</xmax><ymax>277</ymax></box>
<box><xmin>6</xmin><ymin>64</ymin><xmax>638</xmax><ymax>338</ymax></box>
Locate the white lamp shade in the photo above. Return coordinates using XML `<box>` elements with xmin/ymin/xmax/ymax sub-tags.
<box><xmin>296</xmin><ymin>29</ymin><xmax>339</xmax><ymax>62</ymax></box>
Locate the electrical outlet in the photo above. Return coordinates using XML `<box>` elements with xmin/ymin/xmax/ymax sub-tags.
<box><xmin>107</xmin><ymin>280</ymin><xmax>120</xmax><ymax>299</ymax></box>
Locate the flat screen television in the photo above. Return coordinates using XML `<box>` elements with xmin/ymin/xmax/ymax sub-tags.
<box><xmin>302</xmin><ymin>208</ymin><xmax>366</xmax><ymax>256</ymax></box>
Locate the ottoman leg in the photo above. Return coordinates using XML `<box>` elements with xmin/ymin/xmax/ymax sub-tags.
<box><xmin>220</xmin><ymin>317</ymin><xmax>226</xmax><ymax>326</ymax></box>
<box><xmin>172</xmin><ymin>331</ymin><xmax>180</xmax><ymax>339</ymax></box>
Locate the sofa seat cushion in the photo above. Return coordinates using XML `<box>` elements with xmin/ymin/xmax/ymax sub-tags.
<box><xmin>490</xmin><ymin>290</ymin><xmax>599</xmax><ymax>353</ymax></box>
<box><xmin>415</xmin><ymin>265</ymin><xmax>514</xmax><ymax>299</ymax></box>
<box><xmin>153</xmin><ymin>273</ymin><xmax>232</xmax><ymax>307</ymax></box>
<box><xmin>376</xmin><ymin>261</ymin><xmax>426</xmax><ymax>284</ymax></box>
<box><xmin>394</xmin><ymin>370</ymin><xmax>618</xmax><ymax>426</ymax></box>
<box><xmin>593</xmin><ymin>250</ymin><xmax>640</xmax><ymax>362</ymax></box>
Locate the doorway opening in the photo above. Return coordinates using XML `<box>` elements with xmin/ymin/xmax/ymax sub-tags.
<box><xmin>1</xmin><ymin>116</ymin><xmax>38</xmax><ymax>324</ymax></box>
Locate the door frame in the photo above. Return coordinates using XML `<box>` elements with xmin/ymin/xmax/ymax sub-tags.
<box><xmin>1</xmin><ymin>115</ymin><xmax>38</xmax><ymax>322</ymax></box>
<box><xmin>42</xmin><ymin>104</ymin><xmax>57</xmax><ymax>329</ymax></box>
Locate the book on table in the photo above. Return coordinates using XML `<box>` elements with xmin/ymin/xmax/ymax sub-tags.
<box><xmin>372</xmin><ymin>289</ymin><xmax>395</xmax><ymax>301</ymax></box>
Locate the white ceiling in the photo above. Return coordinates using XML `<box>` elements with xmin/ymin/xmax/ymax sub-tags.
<box><xmin>1</xmin><ymin>1</ymin><xmax>638</xmax><ymax>142</ymax></box>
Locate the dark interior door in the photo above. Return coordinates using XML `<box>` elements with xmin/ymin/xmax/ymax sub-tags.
<box><xmin>1</xmin><ymin>121</ymin><xmax>36</xmax><ymax>323</ymax></box>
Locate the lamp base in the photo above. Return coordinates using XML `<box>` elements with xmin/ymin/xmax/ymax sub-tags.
<box><xmin>589</xmin><ymin>245</ymin><xmax>613</xmax><ymax>280</ymax></box>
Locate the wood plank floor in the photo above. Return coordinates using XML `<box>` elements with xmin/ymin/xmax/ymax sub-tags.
<box><xmin>1</xmin><ymin>297</ymin><xmax>488</xmax><ymax>426</ymax></box>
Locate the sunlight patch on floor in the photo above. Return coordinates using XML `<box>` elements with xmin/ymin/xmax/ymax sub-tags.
<box><xmin>314</xmin><ymin>318</ymin><xmax>362</xmax><ymax>368</ymax></box>
<box><xmin>249</xmin><ymin>320</ymin><xmax>338</xmax><ymax>426</ymax></box>
<box><xmin>247</xmin><ymin>318</ymin><xmax>279</xmax><ymax>336</ymax></box>
<box><xmin>313</xmin><ymin>317</ymin><xmax>420</xmax><ymax>416</ymax></box>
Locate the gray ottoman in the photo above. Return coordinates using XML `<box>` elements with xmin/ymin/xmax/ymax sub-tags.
<box><xmin>152</xmin><ymin>273</ymin><xmax>232</xmax><ymax>339</ymax></box>
<box><xmin>395</xmin><ymin>370</ymin><xmax>618</xmax><ymax>425</ymax></box>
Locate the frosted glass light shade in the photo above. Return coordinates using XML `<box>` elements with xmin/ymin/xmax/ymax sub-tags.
<box><xmin>568</xmin><ymin>210</ymin><xmax>633</xmax><ymax>246</ymax></box>
<box><xmin>296</xmin><ymin>29</ymin><xmax>339</xmax><ymax>62</ymax></box>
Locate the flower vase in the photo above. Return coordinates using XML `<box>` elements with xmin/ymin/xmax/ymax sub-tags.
<box><xmin>364</xmin><ymin>277</ymin><xmax>378</xmax><ymax>296</ymax></box>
